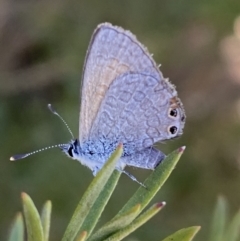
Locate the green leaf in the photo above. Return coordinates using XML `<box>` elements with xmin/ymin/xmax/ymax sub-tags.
<box><xmin>161</xmin><ymin>226</ymin><xmax>201</xmax><ymax>241</ymax></box>
<box><xmin>78</xmin><ymin>170</ymin><xmax>121</xmax><ymax>238</ymax></box>
<box><xmin>89</xmin><ymin>204</ymin><xmax>141</xmax><ymax>241</ymax></box>
<box><xmin>21</xmin><ymin>192</ymin><xmax>44</xmax><ymax>241</ymax></box>
<box><xmin>223</xmin><ymin>208</ymin><xmax>240</xmax><ymax>241</ymax></box>
<box><xmin>209</xmin><ymin>196</ymin><xmax>227</xmax><ymax>241</ymax></box>
<box><xmin>41</xmin><ymin>200</ymin><xmax>52</xmax><ymax>241</ymax></box>
<box><xmin>89</xmin><ymin>147</ymin><xmax>184</xmax><ymax>240</ymax></box>
<box><xmin>104</xmin><ymin>202</ymin><xmax>166</xmax><ymax>241</ymax></box>
<box><xmin>62</xmin><ymin>144</ymin><xmax>123</xmax><ymax>241</ymax></box>
<box><xmin>116</xmin><ymin>147</ymin><xmax>185</xmax><ymax>217</ymax></box>
<box><xmin>8</xmin><ymin>212</ymin><xmax>24</xmax><ymax>241</ymax></box>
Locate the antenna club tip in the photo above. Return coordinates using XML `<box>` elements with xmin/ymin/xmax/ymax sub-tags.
<box><xmin>48</xmin><ymin>103</ymin><xmax>57</xmax><ymax>115</ymax></box>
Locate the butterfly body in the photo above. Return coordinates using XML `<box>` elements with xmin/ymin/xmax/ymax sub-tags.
<box><xmin>61</xmin><ymin>138</ymin><xmax>123</xmax><ymax>175</ymax></box>
<box><xmin>61</xmin><ymin>136</ymin><xmax>164</xmax><ymax>176</ymax></box>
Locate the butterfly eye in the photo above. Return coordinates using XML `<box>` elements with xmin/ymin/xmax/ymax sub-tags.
<box><xmin>169</xmin><ymin>108</ymin><xmax>178</xmax><ymax>118</ymax></box>
<box><xmin>67</xmin><ymin>145</ymin><xmax>74</xmax><ymax>157</ymax></box>
<box><xmin>168</xmin><ymin>126</ymin><xmax>178</xmax><ymax>135</ymax></box>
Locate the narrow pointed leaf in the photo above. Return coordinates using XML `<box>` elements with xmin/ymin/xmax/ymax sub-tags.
<box><xmin>209</xmin><ymin>196</ymin><xmax>227</xmax><ymax>241</ymax></box>
<box><xmin>91</xmin><ymin>147</ymin><xmax>184</xmax><ymax>241</ymax></box>
<box><xmin>62</xmin><ymin>144</ymin><xmax>123</xmax><ymax>241</ymax></box>
<box><xmin>116</xmin><ymin>147</ymin><xmax>185</xmax><ymax>217</ymax></box>
<box><xmin>21</xmin><ymin>192</ymin><xmax>44</xmax><ymax>241</ymax></box>
<box><xmin>223</xmin><ymin>208</ymin><xmax>240</xmax><ymax>241</ymax></box>
<box><xmin>8</xmin><ymin>212</ymin><xmax>24</xmax><ymax>241</ymax></box>
<box><xmin>89</xmin><ymin>204</ymin><xmax>141</xmax><ymax>241</ymax></box>
<box><xmin>41</xmin><ymin>200</ymin><xmax>52</xmax><ymax>241</ymax></box>
<box><xmin>161</xmin><ymin>226</ymin><xmax>201</xmax><ymax>241</ymax></box>
<box><xmin>78</xmin><ymin>170</ymin><xmax>121</xmax><ymax>238</ymax></box>
<box><xmin>104</xmin><ymin>202</ymin><xmax>165</xmax><ymax>241</ymax></box>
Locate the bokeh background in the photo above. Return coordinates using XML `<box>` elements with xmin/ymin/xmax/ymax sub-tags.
<box><xmin>1</xmin><ymin>0</ymin><xmax>240</xmax><ymax>240</ymax></box>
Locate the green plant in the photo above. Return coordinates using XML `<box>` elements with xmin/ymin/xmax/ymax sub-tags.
<box><xmin>8</xmin><ymin>145</ymin><xmax>200</xmax><ymax>241</ymax></box>
<box><xmin>208</xmin><ymin>196</ymin><xmax>240</xmax><ymax>241</ymax></box>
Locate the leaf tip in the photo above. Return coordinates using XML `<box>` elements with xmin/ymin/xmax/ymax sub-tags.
<box><xmin>21</xmin><ymin>192</ymin><xmax>28</xmax><ymax>200</ymax></box>
<box><xmin>178</xmin><ymin>146</ymin><xmax>186</xmax><ymax>153</ymax></box>
<box><xmin>76</xmin><ymin>230</ymin><xmax>88</xmax><ymax>241</ymax></box>
<box><xmin>118</xmin><ymin>143</ymin><xmax>123</xmax><ymax>149</ymax></box>
<box><xmin>156</xmin><ymin>201</ymin><xmax>166</xmax><ymax>208</ymax></box>
<box><xmin>45</xmin><ymin>200</ymin><xmax>52</xmax><ymax>206</ymax></box>
<box><xmin>132</xmin><ymin>203</ymin><xmax>141</xmax><ymax>212</ymax></box>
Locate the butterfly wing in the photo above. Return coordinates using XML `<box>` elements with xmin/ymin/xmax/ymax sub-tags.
<box><xmin>121</xmin><ymin>147</ymin><xmax>166</xmax><ymax>170</ymax></box>
<box><xmin>89</xmin><ymin>72</ymin><xmax>185</xmax><ymax>152</ymax></box>
<box><xmin>79</xmin><ymin>23</ymin><xmax>162</xmax><ymax>144</ymax></box>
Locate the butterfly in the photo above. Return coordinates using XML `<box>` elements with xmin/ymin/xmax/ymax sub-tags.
<box><xmin>10</xmin><ymin>23</ymin><xmax>185</xmax><ymax>185</ymax></box>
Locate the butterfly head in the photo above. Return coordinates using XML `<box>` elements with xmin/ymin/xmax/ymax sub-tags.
<box><xmin>60</xmin><ymin>139</ymin><xmax>81</xmax><ymax>161</ymax></box>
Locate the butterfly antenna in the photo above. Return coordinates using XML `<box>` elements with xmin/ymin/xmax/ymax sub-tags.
<box><xmin>10</xmin><ymin>144</ymin><xmax>66</xmax><ymax>161</ymax></box>
<box><xmin>48</xmin><ymin>104</ymin><xmax>74</xmax><ymax>139</ymax></box>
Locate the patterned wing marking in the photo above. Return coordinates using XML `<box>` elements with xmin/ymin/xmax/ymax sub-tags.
<box><xmin>90</xmin><ymin>72</ymin><xmax>185</xmax><ymax>152</ymax></box>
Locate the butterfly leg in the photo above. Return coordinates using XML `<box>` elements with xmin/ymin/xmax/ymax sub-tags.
<box><xmin>121</xmin><ymin>170</ymin><xmax>146</xmax><ymax>188</ymax></box>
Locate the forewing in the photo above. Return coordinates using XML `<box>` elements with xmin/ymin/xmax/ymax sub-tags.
<box><xmin>79</xmin><ymin>23</ymin><xmax>161</xmax><ymax>143</ymax></box>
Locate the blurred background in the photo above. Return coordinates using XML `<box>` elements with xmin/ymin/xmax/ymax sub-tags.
<box><xmin>1</xmin><ymin>0</ymin><xmax>240</xmax><ymax>240</ymax></box>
